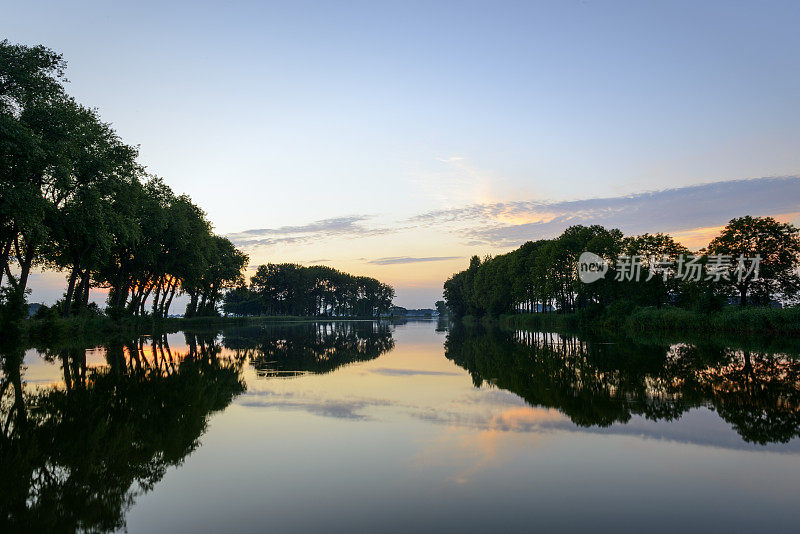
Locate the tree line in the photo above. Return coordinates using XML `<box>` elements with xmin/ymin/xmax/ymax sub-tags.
<box><xmin>1</xmin><ymin>40</ymin><xmax>248</xmax><ymax>322</ymax></box>
<box><xmin>222</xmin><ymin>263</ymin><xmax>395</xmax><ymax>318</ymax></box>
<box><xmin>443</xmin><ymin>217</ymin><xmax>800</xmax><ymax>318</ymax></box>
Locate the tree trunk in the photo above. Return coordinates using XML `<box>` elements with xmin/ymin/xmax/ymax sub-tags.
<box><xmin>17</xmin><ymin>244</ymin><xmax>35</xmax><ymax>294</ymax></box>
<box><xmin>186</xmin><ymin>291</ymin><xmax>198</xmax><ymax>317</ymax></box>
<box><xmin>62</xmin><ymin>267</ymin><xmax>80</xmax><ymax>317</ymax></box>
<box><xmin>73</xmin><ymin>269</ymin><xmax>90</xmax><ymax>313</ymax></box>
<box><xmin>113</xmin><ymin>276</ymin><xmax>128</xmax><ymax>308</ymax></box>
<box><xmin>0</xmin><ymin>235</ymin><xmax>12</xmax><ymax>288</ymax></box>
<box><xmin>81</xmin><ymin>271</ymin><xmax>91</xmax><ymax>308</ymax></box>
<box><xmin>199</xmin><ymin>292</ymin><xmax>207</xmax><ymax>316</ymax></box>
<box><xmin>113</xmin><ymin>281</ymin><xmax>130</xmax><ymax>314</ymax></box>
<box><xmin>163</xmin><ymin>277</ymin><xmax>176</xmax><ymax>315</ymax></box>
<box><xmin>151</xmin><ymin>276</ymin><xmax>163</xmax><ymax>317</ymax></box>
<box><xmin>139</xmin><ymin>285</ymin><xmax>153</xmax><ymax>316</ymax></box>
<box><xmin>163</xmin><ymin>283</ymin><xmax>178</xmax><ymax>318</ymax></box>
<box><xmin>128</xmin><ymin>285</ymin><xmax>141</xmax><ymax>315</ymax></box>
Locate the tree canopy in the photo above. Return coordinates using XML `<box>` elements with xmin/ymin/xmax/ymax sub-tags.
<box><xmin>0</xmin><ymin>40</ymin><xmax>249</xmax><ymax>321</ymax></box>
<box><xmin>223</xmin><ymin>263</ymin><xmax>394</xmax><ymax>318</ymax></box>
<box><xmin>444</xmin><ymin>218</ymin><xmax>800</xmax><ymax>318</ymax></box>
<box><xmin>707</xmin><ymin>216</ymin><xmax>800</xmax><ymax>306</ymax></box>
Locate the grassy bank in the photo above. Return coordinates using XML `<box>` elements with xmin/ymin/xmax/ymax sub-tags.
<box><xmin>489</xmin><ymin>305</ymin><xmax>800</xmax><ymax>337</ymax></box>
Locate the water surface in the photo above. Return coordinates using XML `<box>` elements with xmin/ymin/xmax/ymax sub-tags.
<box><xmin>3</xmin><ymin>320</ymin><xmax>800</xmax><ymax>532</ymax></box>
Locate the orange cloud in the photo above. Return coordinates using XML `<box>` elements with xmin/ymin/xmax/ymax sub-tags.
<box><xmin>671</xmin><ymin>211</ymin><xmax>800</xmax><ymax>250</ymax></box>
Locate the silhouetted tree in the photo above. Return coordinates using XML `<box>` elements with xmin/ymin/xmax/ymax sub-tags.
<box><xmin>224</xmin><ymin>263</ymin><xmax>394</xmax><ymax>318</ymax></box>
<box><xmin>0</xmin><ymin>40</ymin><xmax>249</xmax><ymax>322</ymax></box>
<box><xmin>707</xmin><ymin>216</ymin><xmax>800</xmax><ymax>306</ymax></box>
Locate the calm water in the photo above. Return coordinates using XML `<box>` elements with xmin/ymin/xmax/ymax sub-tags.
<box><xmin>3</xmin><ymin>320</ymin><xmax>800</xmax><ymax>532</ymax></box>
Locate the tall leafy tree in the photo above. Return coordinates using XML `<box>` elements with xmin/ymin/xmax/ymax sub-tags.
<box><xmin>707</xmin><ymin>216</ymin><xmax>800</xmax><ymax>306</ymax></box>
<box><xmin>1</xmin><ymin>40</ymin><xmax>67</xmax><ymax>318</ymax></box>
<box><xmin>228</xmin><ymin>263</ymin><xmax>393</xmax><ymax>317</ymax></box>
<box><xmin>1</xmin><ymin>40</ymin><xmax>249</xmax><ymax>322</ymax></box>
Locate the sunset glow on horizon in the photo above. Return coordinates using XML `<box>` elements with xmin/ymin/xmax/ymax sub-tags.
<box><xmin>6</xmin><ymin>1</ymin><xmax>800</xmax><ymax>308</ymax></box>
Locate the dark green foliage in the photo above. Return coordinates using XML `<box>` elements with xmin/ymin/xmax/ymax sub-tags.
<box><xmin>444</xmin><ymin>219</ymin><xmax>800</xmax><ymax>322</ymax></box>
<box><xmin>223</xmin><ymin>263</ymin><xmax>394</xmax><ymax>318</ymax></box>
<box><xmin>445</xmin><ymin>225</ymin><xmax>630</xmax><ymax>317</ymax></box>
<box><xmin>0</xmin><ymin>40</ymin><xmax>249</xmax><ymax>324</ymax></box>
<box><xmin>706</xmin><ymin>215</ymin><xmax>800</xmax><ymax>306</ymax></box>
<box><xmin>625</xmin><ymin>306</ymin><xmax>800</xmax><ymax>336</ymax></box>
<box><xmin>503</xmin><ymin>305</ymin><xmax>800</xmax><ymax>337</ymax></box>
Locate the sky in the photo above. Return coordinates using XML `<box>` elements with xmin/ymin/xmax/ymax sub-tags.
<box><xmin>4</xmin><ymin>0</ymin><xmax>800</xmax><ymax>308</ymax></box>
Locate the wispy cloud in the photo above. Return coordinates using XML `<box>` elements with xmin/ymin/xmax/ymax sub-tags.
<box><xmin>367</xmin><ymin>256</ymin><xmax>461</xmax><ymax>265</ymax></box>
<box><xmin>239</xmin><ymin>390</ymin><xmax>393</xmax><ymax>421</ymax></box>
<box><xmin>370</xmin><ymin>368</ymin><xmax>461</xmax><ymax>376</ymax></box>
<box><xmin>227</xmin><ymin>215</ymin><xmax>396</xmax><ymax>248</ymax></box>
<box><xmin>409</xmin><ymin>176</ymin><xmax>800</xmax><ymax>247</ymax></box>
<box><xmin>225</xmin><ymin>177</ymin><xmax>800</xmax><ymax>272</ymax></box>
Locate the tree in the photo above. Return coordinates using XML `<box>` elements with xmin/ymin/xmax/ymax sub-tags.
<box><xmin>228</xmin><ymin>263</ymin><xmax>393</xmax><ymax>317</ymax></box>
<box><xmin>707</xmin><ymin>216</ymin><xmax>800</xmax><ymax>306</ymax></box>
<box><xmin>0</xmin><ymin>40</ymin><xmax>68</xmax><ymax>320</ymax></box>
<box><xmin>34</xmin><ymin>101</ymin><xmax>140</xmax><ymax>317</ymax></box>
<box><xmin>622</xmin><ymin>233</ymin><xmax>688</xmax><ymax>308</ymax></box>
<box><xmin>1</xmin><ymin>41</ymin><xmax>249</xmax><ymax>322</ymax></box>
<box><xmin>195</xmin><ymin>236</ymin><xmax>249</xmax><ymax>316</ymax></box>
<box><xmin>442</xmin><ymin>218</ymin><xmax>800</xmax><ymax>317</ymax></box>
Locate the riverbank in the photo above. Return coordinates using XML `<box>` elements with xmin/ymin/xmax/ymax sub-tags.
<box><xmin>470</xmin><ymin>305</ymin><xmax>800</xmax><ymax>337</ymax></box>
<box><xmin>8</xmin><ymin>315</ymin><xmax>381</xmax><ymax>346</ymax></box>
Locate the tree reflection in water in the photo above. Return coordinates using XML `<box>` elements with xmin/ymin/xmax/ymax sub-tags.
<box><xmin>444</xmin><ymin>326</ymin><xmax>800</xmax><ymax>444</ymax></box>
<box><xmin>0</xmin><ymin>333</ymin><xmax>245</xmax><ymax>532</ymax></box>
<box><xmin>222</xmin><ymin>321</ymin><xmax>395</xmax><ymax>377</ymax></box>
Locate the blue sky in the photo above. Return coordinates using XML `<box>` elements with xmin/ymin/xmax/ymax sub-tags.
<box><xmin>5</xmin><ymin>0</ymin><xmax>800</xmax><ymax>307</ymax></box>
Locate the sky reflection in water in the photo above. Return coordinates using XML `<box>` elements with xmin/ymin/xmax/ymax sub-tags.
<box><xmin>4</xmin><ymin>321</ymin><xmax>800</xmax><ymax>532</ymax></box>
